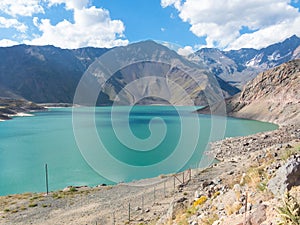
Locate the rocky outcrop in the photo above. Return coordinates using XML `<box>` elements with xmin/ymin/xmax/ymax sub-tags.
<box><xmin>227</xmin><ymin>59</ymin><xmax>300</xmax><ymax>125</ymax></box>
<box><xmin>208</xmin><ymin>125</ymin><xmax>299</xmax><ymax>161</ymax></box>
<box><xmin>268</xmin><ymin>155</ymin><xmax>300</xmax><ymax>196</ymax></box>
<box><xmin>198</xmin><ymin>59</ymin><xmax>300</xmax><ymax>126</ymax></box>
<box><xmin>0</xmin><ymin>98</ymin><xmax>46</xmax><ymax>121</ymax></box>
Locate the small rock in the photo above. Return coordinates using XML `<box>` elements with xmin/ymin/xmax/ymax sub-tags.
<box><xmin>286</xmin><ymin>144</ymin><xmax>293</xmax><ymax>148</ymax></box>
<box><xmin>217</xmin><ymin>203</ymin><xmax>224</xmax><ymax>211</ymax></box>
<box><xmin>177</xmin><ymin>197</ymin><xmax>187</xmax><ymax>203</ymax></box>
<box><xmin>246</xmin><ymin>204</ymin><xmax>267</xmax><ymax>225</ymax></box>
<box><xmin>194</xmin><ymin>190</ymin><xmax>204</xmax><ymax>198</ymax></box>
<box><xmin>202</xmin><ymin>181</ymin><xmax>214</xmax><ymax>188</ymax></box>
<box><xmin>213</xmin><ymin>178</ymin><xmax>222</xmax><ymax>184</ymax></box>
<box><xmin>228</xmin><ymin>171</ymin><xmax>234</xmax><ymax>175</ymax></box>
<box><xmin>233</xmin><ymin>184</ymin><xmax>241</xmax><ymax>192</ymax></box>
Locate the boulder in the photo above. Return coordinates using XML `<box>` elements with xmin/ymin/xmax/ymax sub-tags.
<box><xmin>268</xmin><ymin>155</ymin><xmax>300</xmax><ymax>196</ymax></box>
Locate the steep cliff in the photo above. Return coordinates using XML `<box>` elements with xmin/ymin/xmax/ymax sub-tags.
<box><xmin>227</xmin><ymin>59</ymin><xmax>300</xmax><ymax>125</ymax></box>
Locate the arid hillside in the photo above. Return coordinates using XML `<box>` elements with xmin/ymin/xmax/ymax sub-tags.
<box><xmin>227</xmin><ymin>59</ymin><xmax>300</xmax><ymax>125</ymax></box>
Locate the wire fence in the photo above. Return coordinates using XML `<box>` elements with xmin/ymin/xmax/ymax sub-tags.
<box><xmin>88</xmin><ymin>168</ymin><xmax>199</xmax><ymax>225</ymax></box>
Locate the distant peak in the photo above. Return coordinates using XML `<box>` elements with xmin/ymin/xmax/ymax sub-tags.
<box><xmin>195</xmin><ymin>48</ymin><xmax>222</xmax><ymax>54</ymax></box>
<box><xmin>282</xmin><ymin>34</ymin><xmax>300</xmax><ymax>43</ymax></box>
<box><xmin>132</xmin><ymin>40</ymin><xmax>159</xmax><ymax>45</ymax></box>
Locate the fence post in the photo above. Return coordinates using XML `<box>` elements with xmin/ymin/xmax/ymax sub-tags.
<box><xmin>244</xmin><ymin>192</ymin><xmax>248</xmax><ymax>225</ymax></box>
<box><xmin>153</xmin><ymin>187</ymin><xmax>156</xmax><ymax>203</ymax></box>
<box><xmin>182</xmin><ymin>171</ymin><xmax>185</xmax><ymax>183</ymax></box>
<box><xmin>113</xmin><ymin>211</ymin><xmax>115</xmax><ymax>225</ymax></box>
<box><xmin>142</xmin><ymin>196</ymin><xmax>144</xmax><ymax>213</ymax></box>
<box><xmin>164</xmin><ymin>180</ymin><xmax>166</xmax><ymax>198</ymax></box>
<box><xmin>45</xmin><ymin>163</ymin><xmax>49</xmax><ymax>195</ymax></box>
<box><xmin>128</xmin><ymin>202</ymin><xmax>131</xmax><ymax>223</ymax></box>
<box><xmin>189</xmin><ymin>168</ymin><xmax>192</xmax><ymax>181</ymax></box>
<box><xmin>173</xmin><ymin>175</ymin><xmax>175</xmax><ymax>191</ymax></box>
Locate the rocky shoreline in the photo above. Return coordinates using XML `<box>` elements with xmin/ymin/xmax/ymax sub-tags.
<box><xmin>208</xmin><ymin>124</ymin><xmax>300</xmax><ymax>161</ymax></box>
<box><xmin>0</xmin><ymin>98</ymin><xmax>46</xmax><ymax>122</ymax></box>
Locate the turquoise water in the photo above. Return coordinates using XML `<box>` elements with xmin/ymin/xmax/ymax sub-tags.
<box><xmin>0</xmin><ymin>106</ymin><xmax>277</xmax><ymax>195</ymax></box>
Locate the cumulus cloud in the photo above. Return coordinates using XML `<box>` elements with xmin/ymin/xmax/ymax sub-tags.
<box><xmin>177</xmin><ymin>45</ymin><xmax>194</xmax><ymax>56</ymax></box>
<box><xmin>0</xmin><ymin>0</ymin><xmax>44</xmax><ymax>17</ymax></box>
<box><xmin>0</xmin><ymin>17</ymin><xmax>27</xmax><ymax>32</ymax></box>
<box><xmin>0</xmin><ymin>0</ymin><xmax>128</xmax><ymax>48</ymax></box>
<box><xmin>27</xmin><ymin>5</ymin><xmax>128</xmax><ymax>48</ymax></box>
<box><xmin>228</xmin><ymin>17</ymin><xmax>300</xmax><ymax>50</ymax></box>
<box><xmin>162</xmin><ymin>0</ymin><xmax>300</xmax><ymax>49</ymax></box>
<box><xmin>47</xmin><ymin>0</ymin><xmax>89</xmax><ymax>10</ymax></box>
<box><xmin>161</xmin><ymin>0</ymin><xmax>182</xmax><ymax>10</ymax></box>
<box><xmin>0</xmin><ymin>39</ymin><xmax>19</xmax><ymax>47</ymax></box>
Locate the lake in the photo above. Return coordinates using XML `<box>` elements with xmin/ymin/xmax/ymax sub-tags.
<box><xmin>0</xmin><ymin>106</ymin><xmax>277</xmax><ymax>195</ymax></box>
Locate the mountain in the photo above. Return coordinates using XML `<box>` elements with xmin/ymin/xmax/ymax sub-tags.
<box><xmin>2</xmin><ymin>36</ymin><xmax>297</xmax><ymax>106</ymax></box>
<box><xmin>0</xmin><ymin>45</ymin><xmax>109</xmax><ymax>103</ymax></box>
<box><xmin>0</xmin><ymin>41</ymin><xmax>239</xmax><ymax>105</ymax></box>
<box><xmin>190</xmin><ymin>35</ymin><xmax>300</xmax><ymax>88</ymax></box>
<box><xmin>75</xmin><ymin>40</ymin><xmax>239</xmax><ymax>106</ymax></box>
<box><xmin>198</xmin><ymin>59</ymin><xmax>300</xmax><ymax>125</ymax></box>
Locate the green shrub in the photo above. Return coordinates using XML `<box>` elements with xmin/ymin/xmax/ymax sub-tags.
<box><xmin>277</xmin><ymin>192</ymin><xmax>300</xmax><ymax>225</ymax></box>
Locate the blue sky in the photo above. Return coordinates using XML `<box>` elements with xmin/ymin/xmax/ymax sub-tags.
<box><xmin>98</xmin><ymin>0</ymin><xmax>202</xmax><ymax>47</ymax></box>
<box><xmin>0</xmin><ymin>0</ymin><xmax>300</xmax><ymax>52</ymax></box>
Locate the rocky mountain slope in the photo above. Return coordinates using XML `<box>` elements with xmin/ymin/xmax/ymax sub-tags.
<box><xmin>1</xmin><ymin>36</ymin><xmax>299</xmax><ymax>105</ymax></box>
<box><xmin>197</xmin><ymin>59</ymin><xmax>300</xmax><ymax>125</ymax></box>
<box><xmin>227</xmin><ymin>59</ymin><xmax>300</xmax><ymax>125</ymax></box>
<box><xmin>0</xmin><ymin>41</ymin><xmax>239</xmax><ymax>105</ymax></box>
<box><xmin>84</xmin><ymin>40</ymin><xmax>239</xmax><ymax>106</ymax></box>
<box><xmin>0</xmin><ymin>45</ymin><xmax>108</xmax><ymax>103</ymax></box>
<box><xmin>190</xmin><ymin>35</ymin><xmax>300</xmax><ymax>88</ymax></box>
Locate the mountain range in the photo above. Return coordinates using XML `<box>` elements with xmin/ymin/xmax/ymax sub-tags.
<box><xmin>0</xmin><ymin>35</ymin><xmax>299</xmax><ymax>105</ymax></box>
<box><xmin>189</xmin><ymin>35</ymin><xmax>300</xmax><ymax>88</ymax></box>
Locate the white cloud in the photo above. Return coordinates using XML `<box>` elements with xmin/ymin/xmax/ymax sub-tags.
<box><xmin>162</xmin><ymin>0</ymin><xmax>300</xmax><ymax>49</ymax></box>
<box><xmin>0</xmin><ymin>17</ymin><xmax>27</xmax><ymax>32</ymax></box>
<box><xmin>227</xmin><ymin>17</ymin><xmax>300</xmax><ymax>50</ymax></box>
<box><xmin>0</xmin><ymin>0</ymin><xmax>44</xmax><ymax>17</ymax></box>
<box><xmin>27</xmin><ymin>5</ymin><xmax>128</xmax><ymax>48</ymax></box>
<box><xmin>47</xmin><ymin>0</ymin><xmax>89</xmax><ymax>10</ymax></box>
<box><xmin>161</xmin><ymin>0</ymin><xmax>182</xmax><ymax>10</ymax></box>
<box><xmin>177</xmin><ymin>45</ymin><xmax>194</xmax><ymax>56</ymax></box>
<box><xmin>0</xmin><ymin>39</ymin><xmax>19</xmax><ymax>47</ymax></box>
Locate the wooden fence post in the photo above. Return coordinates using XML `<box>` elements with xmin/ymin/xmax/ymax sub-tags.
<box><xmin>45</xmin><ymin>163</ymin><xmax>49</xmax><ymax>195</ymax></box>
<box><xmin>128</xmin><ymin>202</ymin><xmax>131</xmax><ymax>223</ymax></box>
